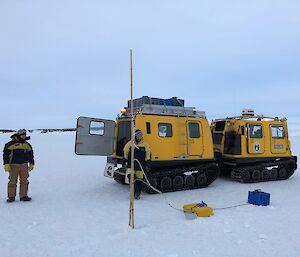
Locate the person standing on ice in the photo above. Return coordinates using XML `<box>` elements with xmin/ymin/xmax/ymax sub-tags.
<box><xmin>123</xmin><ymin>129</ymin><xmax>151</xmax><ymax>200</ymax></box>
<box><xmin>3</xmin><ymin>129</ymin><xmax>34</xmax><ymax>203</ymax></box>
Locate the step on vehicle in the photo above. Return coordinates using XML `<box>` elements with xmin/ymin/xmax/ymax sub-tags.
<box><xmin>75</xmin><ymin>96</ymin><xmax>219</xmax><ymax>193</ymax></box>
<box><xmin>211</xmin><ymin>109</ymin><xmax>297</xmax><ymax>183</ymax></box>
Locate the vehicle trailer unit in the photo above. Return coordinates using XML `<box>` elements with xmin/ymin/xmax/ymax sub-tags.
<box><xmin>211</xmin><ymin>109</ymin><xmax>297</xmax><ymax>183</ymax></box>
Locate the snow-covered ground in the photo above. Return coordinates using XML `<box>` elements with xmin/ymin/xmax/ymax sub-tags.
<box><xmin>0</xmin><ymin>133</ymin><xmax>299</xmax><ymax>257</ymax></box>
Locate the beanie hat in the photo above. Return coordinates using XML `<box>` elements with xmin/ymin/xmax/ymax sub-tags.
<box><xmin>135</xmin><ymin>129</ymin><xmax>143</xmax><ymax>138</ymax></box>
<box><xmin>17</xmin><ymin>129</ymin><xmax>26</xmax><ymax>136</ymax></box>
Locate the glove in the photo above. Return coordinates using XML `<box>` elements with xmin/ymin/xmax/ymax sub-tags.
<box><xmin>4</xmin><ymin>164</ymin><xmax>11</xmax><ymax>172</ymax></box>
<box><xmin>28</xmin><ymin>164</ymin><xmax>34</xmax><ymax>172</ymax></box>
<box><xmin>145</xmin><ymin>160</ymin><xmax>151</xmax><ymax>172</ymax></box>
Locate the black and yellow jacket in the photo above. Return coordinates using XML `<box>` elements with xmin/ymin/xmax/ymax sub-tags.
<box><xmin>123</xmin><ymin>139</ymin><xmax>151</xmax><ymax>179</ymax></box>
<box><xmin>3</xmin><ymin>134</ymin><xmax>34</xmax><ymax>165</ymax></box>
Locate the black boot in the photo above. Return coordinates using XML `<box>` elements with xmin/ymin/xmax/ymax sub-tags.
<box><xmin>7</xmin><ymin>197</ymin><xmax>15</xmax><ymax>203</ymax></box>
<box><xmin>20</xmin><ymin>196</ymin><xmax>32</xmax><ymax>201</ymax></box>
<box><xmin>134</xmin><ymin>193</ymin><xmax>141</xmax><ymax>200</ymax></box>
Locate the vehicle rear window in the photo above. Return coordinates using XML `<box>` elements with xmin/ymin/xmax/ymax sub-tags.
<box><xmin>90</xmin><ymin>121</ymin><xmax>104</xmax><ymax>136</ymax></box>
<box><xmin>214</xmin><ymin>121</ymin><xmax>225</xmax><ymax>131</ymax></box>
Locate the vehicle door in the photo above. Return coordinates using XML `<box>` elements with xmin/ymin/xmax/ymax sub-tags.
<box><xmin>75</xmin><ymin>117</ymin><xmax>115</xmax><ymax>156</ymax></box>
<box><xmin>187</xmin><ymin>121</ymin><xmax>203</xmax><ymax>156</ymax></box>
<box><xmin>247</xmin><ymin>123</ymin><xmax>265</xmax><ymax>154</ymax></box>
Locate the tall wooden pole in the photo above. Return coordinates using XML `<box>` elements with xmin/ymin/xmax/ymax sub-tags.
<box><xmin>129</xmin><ymin>49</ymin><xmax>135</xmax><ymax>228</ymax></box>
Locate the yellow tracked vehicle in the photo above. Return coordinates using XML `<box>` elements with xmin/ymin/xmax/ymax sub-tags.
<box><xmin>211</xmin><ymin>109</ymin><xmax>297</xmax><ymax>183</ymax></box>
<box><xmin>75</xmin><ymin>96</ymin><xmax>219</xmax><ymax>192</ymax></box>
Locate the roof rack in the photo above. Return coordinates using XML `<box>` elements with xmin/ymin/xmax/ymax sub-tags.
<box><xmin>217</xmin><ymin>109</ymin><xmax>287</xmax><ymax>121</ymax></box>
<box><xmin>223</xmin><ymin>115</ymin><xmax>286</xmax><ymax>121</ymax></box>
<box><xmin>123</xmin><ymin>104</ymin><xmax>206</xmax><ymax>118</ymax></box>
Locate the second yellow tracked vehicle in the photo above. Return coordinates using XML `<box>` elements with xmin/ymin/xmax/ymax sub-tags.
<box><xmin>75</xmin><ymin>96</ymin><xmax>219</xmax><ymax>192</ymax></box>
<box><xmin>211</xmin><ymin>109</ymin><xmax>297</xmax><ymax>183</ymax></box>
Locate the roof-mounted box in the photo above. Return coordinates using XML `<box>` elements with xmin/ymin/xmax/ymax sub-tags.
<box><xmin>128</xmin><ymin>96</ymin><xmax>184</xmax><ymax>108</ymax></box>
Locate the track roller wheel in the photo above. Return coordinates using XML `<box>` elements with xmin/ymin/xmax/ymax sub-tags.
<box><xmin>173</xmin><ymin>176</ymin><xmax>184</xmax><ymax>191</ymax></box>
<box><xmin>230</xmin><ymin>170</ymin><xmax>236</xmax><ymax>180</ymax></box>
<box><xmin>279</xmin><ymin>168</ymin><xmax>287</xmax><ymax>178</ymax></box>
<box><xmin>270</xmin><ymin>169</ymin><xmax>278</xmax><ymax>180</ymax></box>
<box><xmin>113</xmin><ymin>173</ymin><xmax>126</xmax><ymax>184</ymax></box>
<box><xmin>262</xmin><ymin>169</ymin><xmax>270</xmax><ymax>181</ymax></box>
<box><xmin>185</xmin><ymin>175</ymin><xmax>195</xmax><ymax>189</ymax></box>
<box><xmin>144</xmin><ymin>178</ymin><xmax>158</xmax><ymax>194</ymax></box>
<box><xmin>241</xmin><ymin>170</ymin><xmax>250</xmax><ymax>182</ymax></box>
<box><xmin>160</xmin><ymin>177</ymin><xmax>172</xmax><ymax>192</ymax></box>
<box><xmin>196</xmin><ymin>174</ymin><xmax>207</xmax><ymax>187</ymax></box>
<box><xmin>252</xmin><ymin>170</ymin><xmax>261</xmax><ymax>181</ymax></box>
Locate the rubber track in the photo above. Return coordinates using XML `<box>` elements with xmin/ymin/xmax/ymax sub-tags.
<box><xmin>144</xmin><ymin>163</ymin><xmax>219</xmax><ymax>193</ymax></box>
<box><xmin>230</xmin><ymin>159</ymin><xmax>296</xmax><ymax>183</ymax></box>
<box><xmin>114</xmin><ymin>163</ymin><xmax>220</xmax><ymax>193</ymax></box>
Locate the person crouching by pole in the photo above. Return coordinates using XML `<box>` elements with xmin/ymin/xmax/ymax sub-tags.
<box><xmin>3</xmin><ymin>129</ymin><xmax>34</xmax><ymax>203</ymax></box>
<box><xmin>123</xmin><ymin>129</ymin><xmax>151</xmax><ymax>200</ymax></box>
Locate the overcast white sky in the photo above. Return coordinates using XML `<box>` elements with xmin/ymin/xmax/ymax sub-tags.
<box><xmin>0</xmin><ymin>0</ymin><xmax>299</xmax><ymax>129</ymax></box>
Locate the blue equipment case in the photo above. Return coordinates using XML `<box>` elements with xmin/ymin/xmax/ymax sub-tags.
<box><xmin>128</xmin><ymin>96</ymin><xmax>184</xmax><ymax>108</ymax></box>
<box><xmin>248</xmin><ymin>190</ymin><xmax>270</xmax><ymax>206</ymax></box>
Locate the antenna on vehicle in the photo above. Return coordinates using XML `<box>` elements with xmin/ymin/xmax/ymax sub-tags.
<box><xmin>129</xmin><ymin>49</ymin><xmax>135</xmax><ymax>229</ymax></box>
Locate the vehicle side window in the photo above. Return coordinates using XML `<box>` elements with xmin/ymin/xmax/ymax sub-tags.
<box><xmin>271</xmin><ymin>126</ymin><xmax>285</xmax><ymax>138</ymax></box>
<box><xmin>90</xmin><ymin>121</ymin><xmax>104</xmax><ymax>135</ymax></box>
<box><xmin>249</xmin><ymin>125</ymin><xmax>262</xmax><ymax>138</ymax></box>
<box><xmin>241</xmin><ymin>126</ymin><xmax>245</xmax><ymax>135</ymax></box>
<box><xmin>214</xmin><ymin>121</ymin><xmax>225</xmax><ymax>131</ymax></box>
<box><xmin>158</xmin><ymin>123</ymin><xmax>172</xmax><ymax>137</ymax></box>
<box><xmin>146</xmin><ymin>122</ymin><xmax>151</xmax><ymax>134</ymax></box>
<box><xmin>189</xmin><ymin>122</ymin><xmax>200</xmax><ymax>138</ymax></box>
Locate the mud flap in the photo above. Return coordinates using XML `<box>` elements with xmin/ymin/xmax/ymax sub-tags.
<box><xmin>104</xmin><ymin>163</ymin><xmax>115</xmax><ymax>178</ymax></box>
